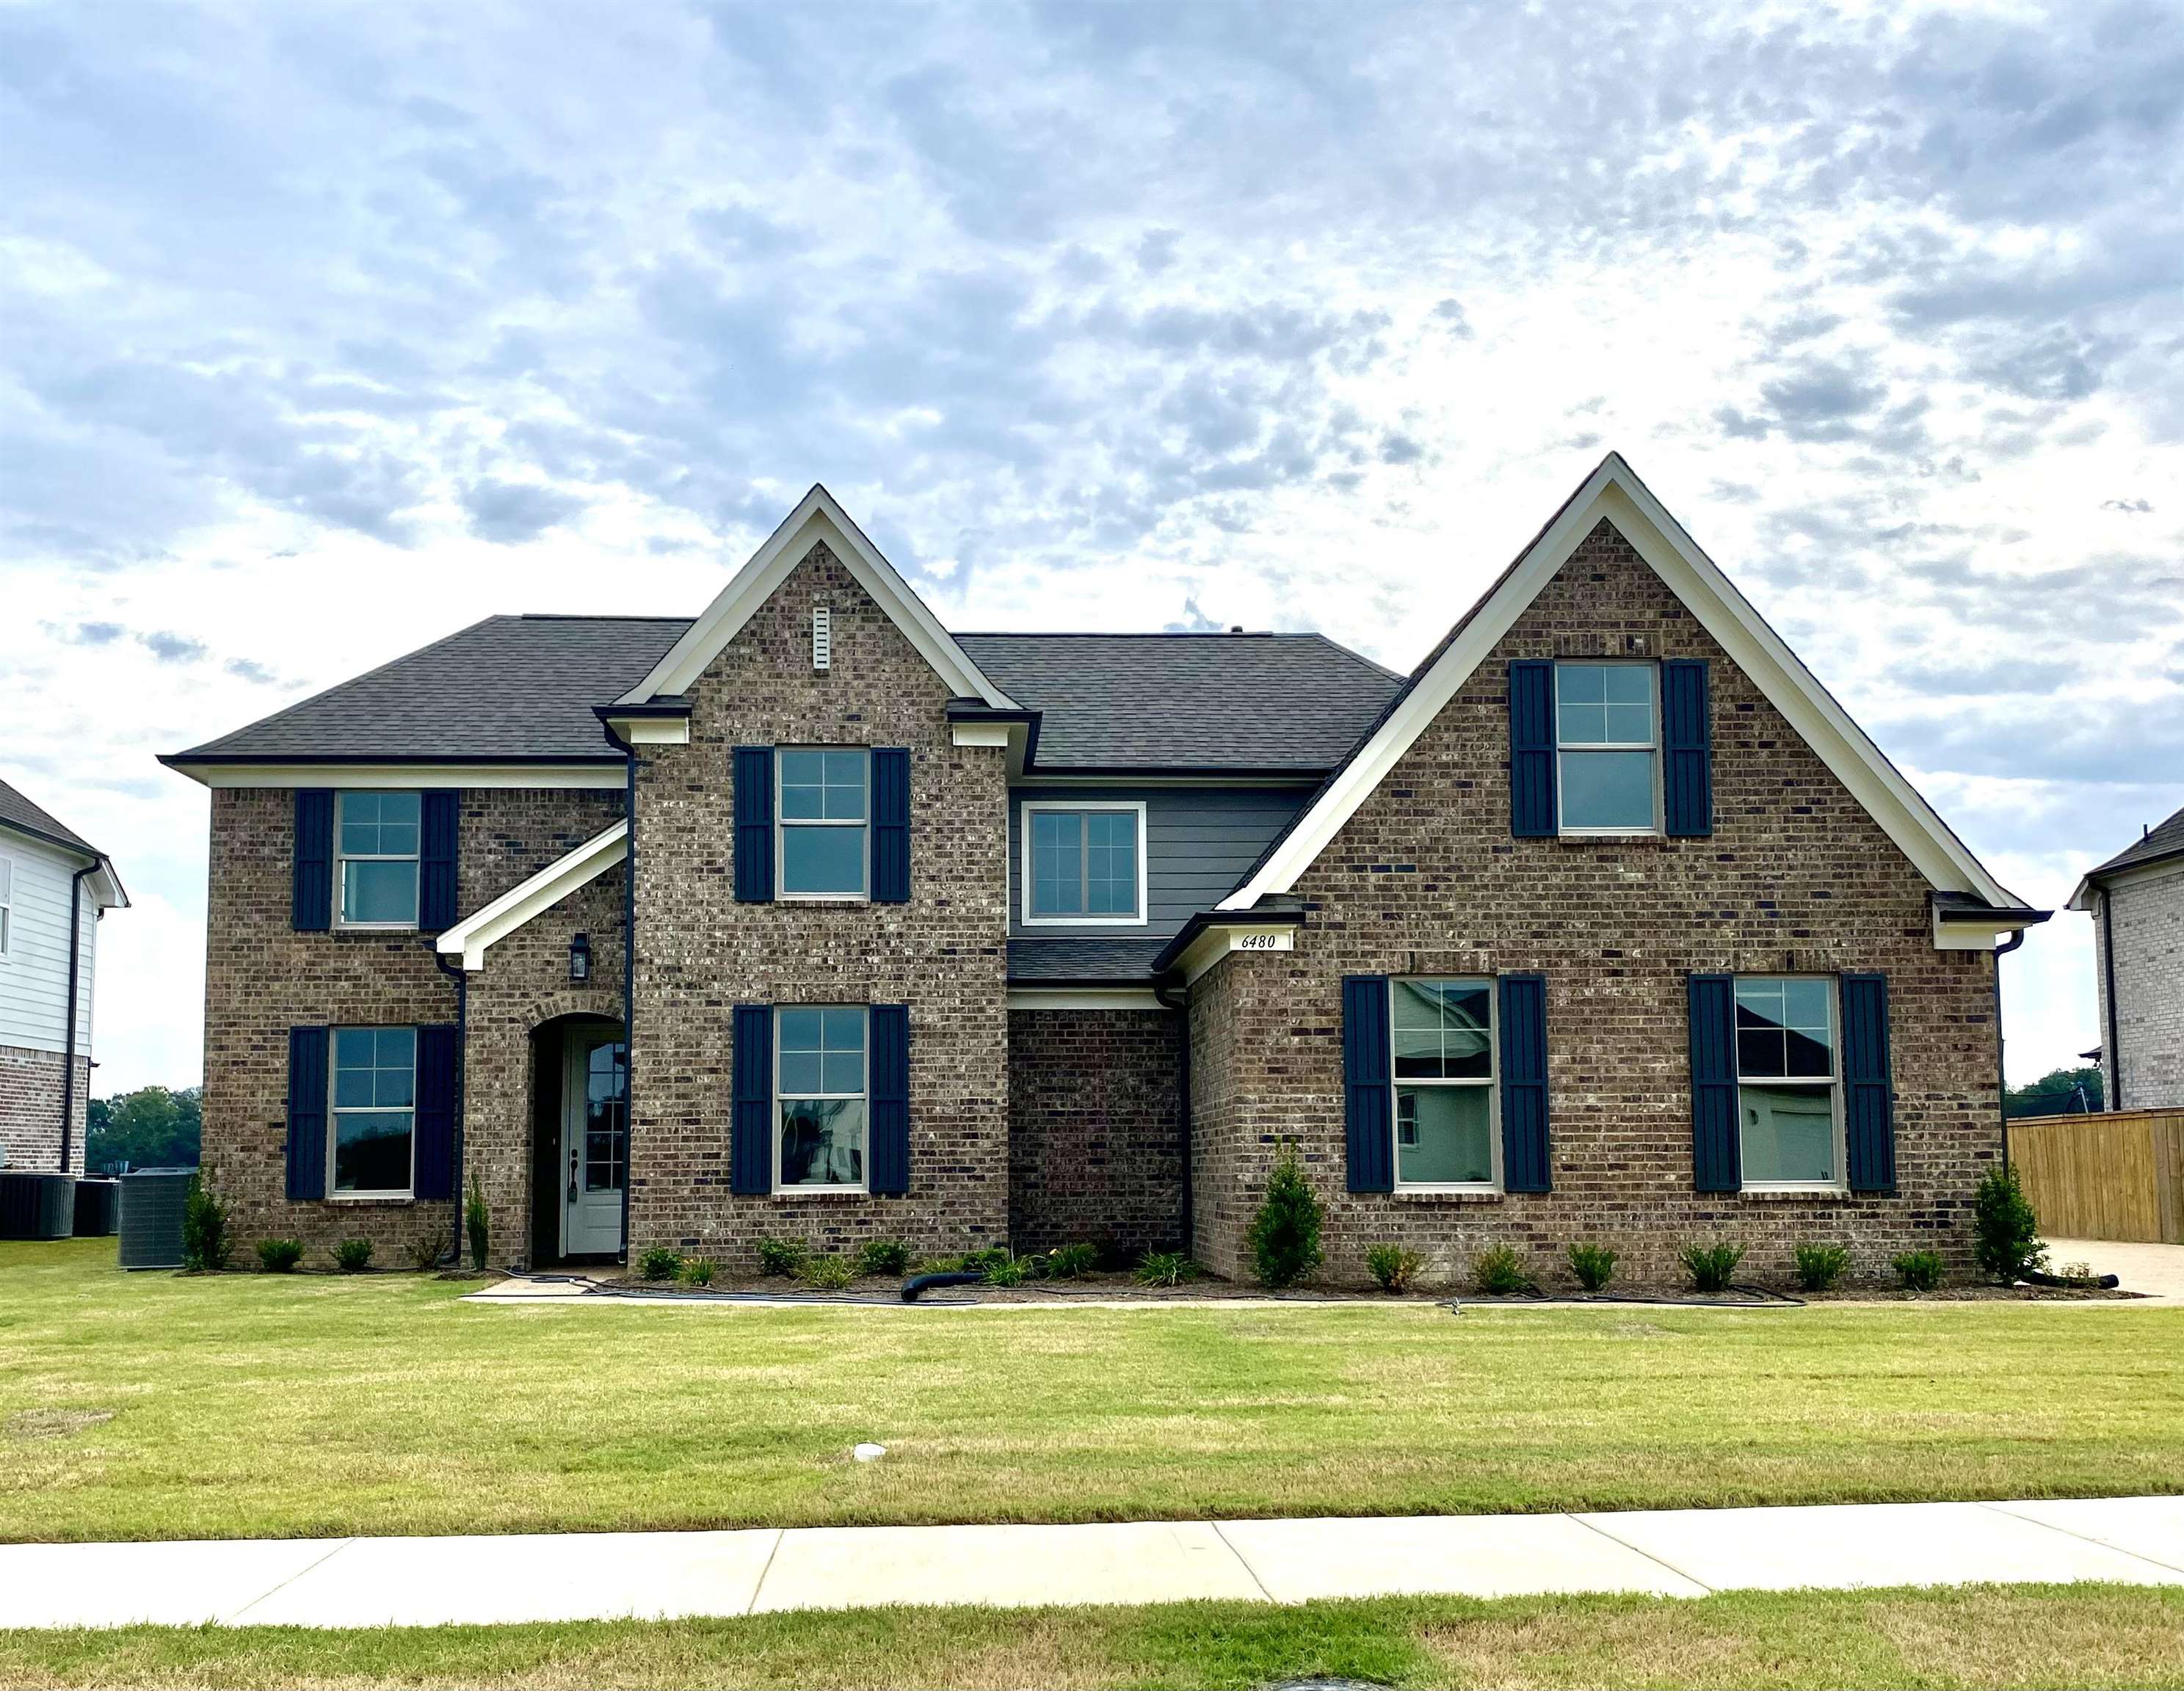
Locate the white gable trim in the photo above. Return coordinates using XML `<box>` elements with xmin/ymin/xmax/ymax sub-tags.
<box><xmin>1219</xmin><ymin>452</ymin><xmax>2017</xmax><ymax>914</ymax></box>
<box><xmin>617</xmin><ymin>484</ymin><xmax>1017</xmax><ymax>709</ymax></box>
<box><xmin>435</xmin><ymin>819</ymin><xmax>627</xmax><ymax>972</ymax></box>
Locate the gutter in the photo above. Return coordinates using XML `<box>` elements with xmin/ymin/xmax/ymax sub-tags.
<box><xmin>58</xmin><ymin>864</ymin><xmax>95</xmax><ymax>1172</ymax></box>
<box><xmin>428</xmin><ymin>944</ymin><xmax>469</xmax><ymax>1268</ymax></box>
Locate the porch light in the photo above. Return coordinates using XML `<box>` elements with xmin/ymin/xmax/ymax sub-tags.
<box><xmin>569</xmin><ymin>932</ymin><xmax>592</xmax><ymax>983</ymax></box>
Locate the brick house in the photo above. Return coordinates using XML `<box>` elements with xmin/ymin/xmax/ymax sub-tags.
<box><xmin>164</xmin><ymin>455</ymin><xmax>2046</xmax><ymax>1281</ymax></box>
<box><xmin>2070</xmin><ymin>805</ymin><xmax>2184</xmax><ymax>1111</ymax></box>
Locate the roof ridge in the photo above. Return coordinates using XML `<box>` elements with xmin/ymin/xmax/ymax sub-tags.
<box><xmin>516</xmin><ymin>613</ymin><xmax>695</xmax><ymax>623</ymax></box>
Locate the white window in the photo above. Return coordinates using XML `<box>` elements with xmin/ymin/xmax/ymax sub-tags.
<box><xmin>1555</xmin><ymin>661</ymin><xmax>1658</xmax><ymax>833</ymax></box>
<box><xmin>0</xmin><ymin>855</ymin><xmax>12</xmax><ymax>960</ymax></box>
<box><xmin>776</xmin><ymin>1005</ymin><xmax>867</xmax><ymax>1190</ymax></box>
<box><xmin>1022</xmin><ymin>802</ymin><xmax>1147</xmax><ymax>924</ymax></box>
<box><xmin>777</xmin><ymin>749</ymin><xmax>868</xmax><ymax>898</ymax></box>
<box><xmin>337</xmin><ymin>791</ymin><xmax>421</xmax><ymax>926</ymax></box>
<box><xmin>331</xmin><ymin>1027</ymin><xmax>416</xmax><ymax>1197</ymax></box>
<box><xmin>1734</xmin><ymin>977</ymin><xmax>1843</xmax><ymax>1189</ymax></box>
<box><xmin>1391</xmin><ymin>978</ymin><xmax>1499</xmax><ymax>1190</ymax></box>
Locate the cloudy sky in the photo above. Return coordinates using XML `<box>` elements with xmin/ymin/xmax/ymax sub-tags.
<box><xmin>3</xmin><ymin>0</ymin><xmax>2177</xmax><ymax>1094</ymax></box>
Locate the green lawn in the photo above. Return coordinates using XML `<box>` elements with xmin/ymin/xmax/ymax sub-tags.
<box><xmin>4</xmin><ymin>1587</ymin><xmax>2181</xmax><ymax>1690</ymax></box>
<box><xmin>3</xmin><ymin>1237</ymin><xmax>2180</xmax><ymax>1545</ymax></box>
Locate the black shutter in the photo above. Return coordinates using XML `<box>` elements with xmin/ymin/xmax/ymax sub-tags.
<box><xmin>1508</xmin><ymin>660</ymin><xmax>1556</xmax><ymax>837</ymax></box>
<box><xmin>1663</xmin><ymin>659</ymin><xmax>1713</xmax><ymax>838</ymax></box>
<box><xmin>1688</xmin><ymin>973</ymin><xmax>1740</xmax><ymax>1191</ymax></box>
<box><xmin>419</xmin><ymin>792</ymin><xmax>460</xmax><ymax>931</ymax></box>
<box><xmin>413</xmin><ymin>1025</ymin><xmax>459</xmax><ymax>1201</ymax></box>
<box><xmin>1343</xmin><ymin>975</ymin><xmax>1393</xmax><ymax>1193</ymax></box>
<box><xmin>868</xmin><ymin>1003</ymin><xmax>910</xmax><ymax>1194</ymax></box>
<box><xmin>871</xmin><ymin>749</ymin><xmax>910</xmax><ymax>905</ymax></box>
<box><xmin>733</xmin><ymin>748</ymin><xmax>774</xmax><ymax>903</ymax></box>
<box><xmin>731</xmin><ymin>1003</ymin><xmax>772</xmax><ymax>1195</ymax></box>
<box><xmin>285</xmin><ymin>1026</ymin><xmax>329</xmax><ymax>1201</ymax></box>
<box><xmin>292</xmin><ymin>790</ymin><xmax>333</xmax><ymax>931</ymax></box>
<box><xmin>1842</xmin><ymin>972</ymin><xmax>1896</xmax><ymax>1193</ymax></box>
<box><xmin>1498</xmin><ymin>974</ymin><xmax>1551</xmax><ymax>1193</ymax></box>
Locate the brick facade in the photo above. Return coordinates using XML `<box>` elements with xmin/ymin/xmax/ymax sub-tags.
<box><xmin>2093</xmin><ymin>861</ymin><xmax>2184</xmax><ymax>1110</ymax></box>
<box><xmin>0</xmin><ymin>1044</ymin><xmax>87</xmax><ymax>1175</ymax></box>
<box><xmin>1188</xmin><ymin>517</ymin><xmax>2000</xmax><ymax>1287</ymax></box>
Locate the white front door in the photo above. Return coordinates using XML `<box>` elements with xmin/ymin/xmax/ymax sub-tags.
<box><xmin>559</xmin><ymin>1029</ymin><xmax>627</xmax><ymax>1258</ymax></box>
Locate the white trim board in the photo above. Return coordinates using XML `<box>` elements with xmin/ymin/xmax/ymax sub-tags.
<box><xmin>1220</xmin><ymin>452</ymin><xmax>2020</xmax><ymax>917</ymax></box>
<box><xmin>618</xmin><ymin>485</ymin><xmax>1017</xmax><ymax>710</ymax></box>
<box><xmin>436</xmin><ymin>819</ymin><xmax>628</xmax><ymax>972</ymax></box>
<box><xmin>1006</xmin><ymin>987</ymin><xmax>1168</xmax><ymax>1011</ymax></box>
<box><xmin>167</xmin><ymin>763</ymin><xmax>628</xmax><ymax>791</ymax></box>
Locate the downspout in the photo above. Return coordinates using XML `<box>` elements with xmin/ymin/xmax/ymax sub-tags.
<box><xmin>1154</xmin><ymin>976</ymin><xmax>1192</xmax><ymax>1256</ymax></box>
<box><xmin>58</xmin><ymin>864</ymin><xmax>96</xmax><ymax>1173</ymax></box>
<box><xmin>603</xmin><ymin>725</ymin><xmax>638</xmax><ymax>1266</ymax></box>
<box><xmin>2099</xmin><ymin>886</ymin><xmax>2122</xmax><ymax>1111</ymax></box>
<box><xmin>1992</xmin><ymin>925</ymin><xmax>2025</xmax><ymax>1168</ymax></box>
<box><xmin>429</xmin><ymin>945</ymin><xmax>468</xmax><ymax>1268</ymax></box>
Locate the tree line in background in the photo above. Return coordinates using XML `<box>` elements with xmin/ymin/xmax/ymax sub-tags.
<box><xmin>86</xmin><ymin>1085</ymin><xmax>201</xmax><ymax>1173</ymax></box>
<box><xmin>2003</xmin><ymin>1065</ymin><xmax>2105</xmax><ymax>1120</ymax></box>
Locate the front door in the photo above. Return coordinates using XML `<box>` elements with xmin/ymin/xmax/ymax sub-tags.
<box><xmin>559</xmin><ymin>1029</ymin><xmax>628</xmax><ymax>1257</ymax></box>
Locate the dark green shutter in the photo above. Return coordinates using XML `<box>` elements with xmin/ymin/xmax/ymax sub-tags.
<box><xmin>1509</xmin><ymin>661</ymin><xmax>1555</xmax><ymax>837</ymax></box>
<box><xmin>420</xmin><ymin>792</ymin><xmax>460</xmax><ymax>930</ymax></box>
<box><xmin>1841</xmin><ymin>973</ymin><xmax>1896</xmax><ymax>1193</ymax></box>
<box><xmin>1498</xmin><ymin>974</ymin><xmax>1551</xmax><ymax>1193</ymax></box>
<box><xmin>1343</xmin><ymin>975</ymin><xmax>1393</xmax><ymax>1192</ymax></box>
<box><xmin>413</xmin><ymin>1025</ymin><xmax>459</xmax><ymax>1201</ymax></box>
<box><xmin>733</xmin><ymin>748</ymin><xmax>774</xmax><ymax>903</ymax></box>
<box><xmin>1688</xmin><ymin>974</ymin><xmax>1740</xmax><ymax>1192</ymax></box>
<box><xmin>292</xmin><ymin>790</ymin><xmax>333</xmax><ymax>931</ymax></box>
<box><xmin>285</xmin><ymin>1026</ymin><xmax>329</xmax><ymax>1200</ymax></box>
<box><xmin>872</xmin><ymin>749</ymin><xmax>910</xmax><ymax>905</ymax></box>
<box><xmin>1663</xmin><ymin>659</ymin><xmax>1713</xmax><ymax>837</ymax></box>
<box><xmin>731</xmin><ymin>1004</ymin><xmax>772</xmax><ymax>1195</ymax></box>
<box><xmin>868</xmin><ymin>1003</ymin><xmax>910</xmax><ymax>1194</ymax></box>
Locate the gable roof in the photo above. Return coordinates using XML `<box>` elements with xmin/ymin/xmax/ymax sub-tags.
<box><xmin>436</xmin><ymin>819</ymin><xmax>627</xmax><ymax>970</ymax></box>
<box><xmin>1221</xmin><ymin>451</ymin><xmax>2027</xmax><ymax>915</ymax></box>
<box><xmin>2068</xmin><ymin>801</ymin><xmax>2184</xmax><ymax>909</ymax></box>
<box><xmin>0</xmin><ymin>777</ymin><xmax>129</xmax><ymax>907</ymax></box>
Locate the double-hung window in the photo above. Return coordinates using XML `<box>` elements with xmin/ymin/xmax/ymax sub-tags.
<box><xmin>777</xmin><ymin>749</ymin><xmax>868</xmax><ymax>898</ymax></box>
<box><xmin>0</xmin><ymin>855</ymin><xmax>12</xmax><ymax>959</ymax></box>
<box><xmin>1555</xmin><ymin>662</ymin><xmax>1658</xmax><ymax>833</ymax></box>
<box><xmin>1391</xmin><ymin>978</ymin><xmax>1498</xmax><ymax>1189</ymax></box>
<box><xmin>337</xmin><ymin>792</ymin><xmax>421</xmax><ymax>926</ymax></box>
<box><xmin>1023</xmin><ymin>802</ymin><xmax>1145</xmax><ymax>924</ymax></box>
<box><xmin>1734</xmin><ymin>977</ymin><xmax>1842</xmax><ymax>1188</ymax></box>
<box><xmin>331</xmin><ymin>1027</ymin><xmax>416</xmax><ymax>1196</ymax></box>
<box><xmin>777</xmin><ymin>1005</ymin><xmax>867</xmax><ymax>1189</ymax></box>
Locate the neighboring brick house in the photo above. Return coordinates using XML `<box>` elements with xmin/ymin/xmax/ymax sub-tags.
<box><xmin>164</xmin><ymin>456</ymin><xmax>2045</xmax><ymax>1280</ymax></box>
<box><xmin>0</xmin><ymin>779</ymin><xmax>127</xmax><ymax>1176</ymax></box>
<box><xmin>2070</xmin><ymin>806</ymin><xmax>2184</xmax><ymax>1112</ymax></box>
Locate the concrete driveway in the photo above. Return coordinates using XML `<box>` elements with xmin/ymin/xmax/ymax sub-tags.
<box><xmin>2048</xmin><ymin>1237</ymin><xmax>2184</xmax><ymax>1306</ymax></box>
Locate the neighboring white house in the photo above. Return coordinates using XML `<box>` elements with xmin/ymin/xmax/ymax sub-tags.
<box><xmin>2069</xmin><ymin>802</ymin><xmax>2184</xmax><ymax>1113</ymax></box>
<box><xmin>0</xmin><ymin>778</ymin><xmax>128</xmax><ymax>1174</ymax></box>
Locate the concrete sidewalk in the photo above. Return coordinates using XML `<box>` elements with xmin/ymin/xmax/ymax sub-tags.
<box><xmin>2</xmin><ymin>1497</ymin><xmax>2180</xmax><ymax>1630</ymax></box>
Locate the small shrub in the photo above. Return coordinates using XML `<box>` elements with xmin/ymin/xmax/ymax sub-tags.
<box><xmin>333</xmin><ymin>1237</ymin><xmax>374</xmax><ymax>1274</ymax></box>
<box><xmin>1893</xmin><ymin>1249</ymin><xmax>1944</xmax><ymax>1292</ymax></box>
<box><xmin>1135</xmin><ymin>1251</ymin><xmax>1198</xmax><ymax>1288</ymax></box>
<box><xmin>801</xmin><ymin>1254</ymin><xmax>855</xmax><ymax>1291</ymax></box>
<box><xmin>755</xmin><ymin>1237</ymin><xmax>808</xmax><ymax>1278</ymax></box>
<box><xmin>1247</xmin><ymin>1141</ymin><xmax>1324</xmax><ymax>1290</ymax></box>
<box><xmin>678</xmin><ymin>1256</ymin><xmax>716</xmax><ymax>1287</ymax></box>
<box><xmin>636</xmin><ymin>1245</ymin><xmax>682</xmax><ymax>1281</ymax></box>
<box><xmin>465</xmin><ymin>1174</ymin><xmax>490</xmax><ymax>1272</ymax></box>
<box><xmin>1678</xmin><ymin>1239</ymin><xmax>1744</xmax><ymax>1293</ymax></box>
<box><xmin>1365</xmin><ymin>1243</ymin><xmax>1424</xmax><ymax>1292</ymax></box>
<box><xmin>1040</xmin><ymin>1242</ymin><xmax>1099</xmax><ymax>1281</ymax></box>
<box><xmin>256</xmin><ymin>1237</ymin><xmax>303</xmax><ymax>1273</ymax></box>
<box><xmin>1792</xmin><ymin>1242</ymin><xmax>1850</xmax><ymax>1292</ymax></box>
<box><xmin>1567</xmin><ymin>1243</ymin><xmax>1617</xmax><ymax>1292</ymax></box>
<box><xmin>981</xmin><ymin>1254</ymin><xmax>1028</xmax><ymax>1288</ymax></box>
<box><xmin>2058</xmin><ymin>1259</ymin><xmax>2096</xmax><ymax>1283</ymax></box>
<box><xmin>404</xmin><ymin>1237</ymin><xmax>443</xmax><ymax>1271</ymax></box>
<box><xmin>1973</xmin><ymin>1163</ymin><xmax>2047</xmax><ymax>1284</ymax></box>
<box><xmin>180</xmin><ymin>1176</ymin><xmax>231</xmax><ymax>1272</ymax></box>
<box><xmin>856</xmin><ymin>1238</ymin><xmax>911</xmax><ymax>1278</ymax></box>
<box><xmin>1470</xmin><ymin>1244</ymin><xmax>1539</xmax><ymax>1296</ymax></box>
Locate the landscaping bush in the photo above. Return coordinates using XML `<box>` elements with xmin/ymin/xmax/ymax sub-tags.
<box><xmin>180</xmin><ymin>1176</ymin><xmax>231</xmax><ymax>1272</ymax></box>
<box><xmin>1365</xmin><ymin>1243</ymin><xmax>1424</xmax><ymax>1293</ymax></box>
<box><xmin>981</xmin><ymin>1254</ymin><xmax>1028</xmax><ymax>1288</ymax></box>
<box><xmin>1247</xmin><ymin>1141</ymin><xmax>1324</xmax><ymax>1289</ymax></box>
<box><xmin>801</xmin><ymin>1254</ymin><xmax>855</xmax><ymax>1291</ymax></box>
<box><xmin>1893</xmin><ymin>1249</ymin><xmax>1944</xmax><ymax>1292</ymax></box>
<box><xmin>333</xmin><ymin>1237</ymin><xmax>374</xmax><ymax>1274</ymax></box>
<box><xmin>1678</xmin><ymin>1239</ymin><xmax>1744</xmax><ymax>1293</ymax></box>
<box><xmin>1135</xmin><ymin>1251</ymin><xmax>1198</xmax><ymax>1288</ymax></box>
<box><xmin>465</xmin><ymin>1174</ymin><xmax>490</xmax><ymax>1272</ymax></box>
<box><xmin>755</xmin><ymin>1236</ymin><xmax>808</xmax><ymax>1278</ymax></box>
<box><xmin>1973</xmin><ymin>1163</ymin><xmax>2047</xmax><ymax>1284</ymax></box>
<box><xmin>1792</xmin><ymin>1242</ymin><xmax>1850</xmax><ymax>1292</ymax></box>
<box><xmin>1039</xmin><ymin>1242</ymin><xmax>1099</xmax><ymax>1281</ymax></box>
<box><xmin>636</xmin><ymin>1245</ymin><xmax>682</xmax><ymax>1281</ymax></box>
<box><xmin>1470</xmin><ymin>1245</ymin><xmax>1539</xmax><ymax>1296</ymax></box>
<box><xmin>678</xmin><ymin>1256</ymin><xmax>716</xmax><ymax>1287</ymax></box>
<box><xmin>2057</xmin><ymin>1259</ymin><xmax>2096</xmax><ymax>1284</ymax></box>
<box><xmin>1567</xmin><ymin>1243</ymin><xmax>1617</xmax><ymax>1292</ymax></box>
<box><xmin>404</xmin><ymin>1237</ymin><xmax>443</xmax><ymax>1271</ymax></box>
<box><xmin>856</xmin><ymin>1238</ymin><xmax>911</xmax><ymax>1278</ymax></box>
<box><xmin>256</xmin><ymin>1238</ymin><xmax>303</xmax><ymax>1273</ymax></box>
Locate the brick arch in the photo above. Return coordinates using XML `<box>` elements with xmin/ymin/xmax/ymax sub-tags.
<box><xmin>520</xmin><ymin>989</ymin><xmax>625</xmax><ymax>1031</ymax></box>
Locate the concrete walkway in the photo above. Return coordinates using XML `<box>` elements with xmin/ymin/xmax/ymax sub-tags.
<box><xmin>2050</xmin><ymin>1237</ymin><xmax>2184</xmax><ymax>1306</ymax></box>
<box><xmin>3</xmin><ymin>1497</ymin><xmax>2180</xmax><ymax>1629</ymax></box>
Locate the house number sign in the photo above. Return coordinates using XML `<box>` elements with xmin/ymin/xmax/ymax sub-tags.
<box><xmin>1230</xmin><ymin>930</ymin><xmax>1295</xmax><ymax>953</ymax></box>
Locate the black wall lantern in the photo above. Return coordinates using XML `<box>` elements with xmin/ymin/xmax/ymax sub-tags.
<box><xmin>568</xmin><ymin>931</ymin><xmax>592</xmax><ymax>983</ymax></box>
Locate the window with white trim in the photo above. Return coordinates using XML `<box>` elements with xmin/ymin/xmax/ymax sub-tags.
<box><xmin>1734</xmin><ymin>976</ymin><xmax>1843</xmax><ymax>1188</ymax></box>
<box><xmin>1391</xmin><ymin>978</ymin><xmax>1498</xmax><ymax>1189</ymax></box>
<box><xmin>1023</xmin><ymin>802</ymin><xmax>1146</xmax><ymax>924</ymax></box>
<box><xmin>777</xmin><ymin>749</ymin><xmax>868</xmax><ymax>898</ymax></box>
<box><xmin>331</xmin><ymin>1027</ymin><xmax>416</xmax><ymax>1196</ymax></box>
<box><xmin>1555</xmin><ymin>661</ymin><xmax>1658</xmax><ymax>832</ymax></box>
<box><xmin>776</xmin><ymin>1005</ymin><xmax>867</xmax><ymax>1190</ymax></box>
<box><xmin>337</xmin><ymin>791</ymin><xmax>421</xmax><ymax>926</ymax></box>
<box><xmin>0</xmin><ymin>855</ymin><xmax>12</xmax><ymax>959</ymax></box>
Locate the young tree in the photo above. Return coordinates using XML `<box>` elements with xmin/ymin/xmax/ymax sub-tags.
<box><xmin>1248</xmin><ymin>1141</ymin><xmax>1324</xmax><ymax>1289</ymax></box>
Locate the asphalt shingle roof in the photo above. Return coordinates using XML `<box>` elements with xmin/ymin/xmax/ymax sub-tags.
<box><xmin>0</xmin><ymin>777</ymin><xmax>100</xmax><ymax>856</ymax></box>
<box><xmin>1007</xmin><ymin>937</ymin><xmax>1174</xmax><ymax>984</ymax></box>
<box><xmin>2086</xmin><ymin>804</ymin><xmax>2184</xmax><ymax>881</ymax></box>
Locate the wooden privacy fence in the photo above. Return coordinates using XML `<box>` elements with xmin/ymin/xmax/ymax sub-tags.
<box><xmin>2009</xmin><ymin>1109</ymin><xmax>2184</xmax><ymax>1244</ymax></box>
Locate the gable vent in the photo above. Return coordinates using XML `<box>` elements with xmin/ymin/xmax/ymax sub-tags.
<box><xmin>813</xmin><ymin>606</ymin><xmax>832</xmax><ymax>672</ymax></box>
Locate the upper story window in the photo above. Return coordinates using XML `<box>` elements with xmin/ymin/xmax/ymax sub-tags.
<box><xmin>1555</xmin><ymin>662</ymin><xmax>1658</xmax><ymax>833</ymax></box>
<box><xmin>1391</xmin><ymin>977</ymin><xmax>1498</xmax><ymax>1190</ymax></box>
<box><xmin>1735</xmin><ymin>976</ymin><xmax>1841</xmax><ymax>1188</ymax></box>
<box><xmin>338</xmin><ymin>791</ymin><xmax>421</xmax><ymax>926</ymax></box>
<box><xmin>777</xmin><ymin>1005</ymin><xmax>866</xmax><ymax>1190</ymax></box>
<box><xmin>777</xmin><ymin>749</ymin><xmax>868</xmax><ymax>898</ymax></box>
<box><xmin>332</xmin><ymin>1026</ymin><xmax>416</xmax><ymax>1196</ymax></box>
<box><xmin>0</xmin><ymin>854</ymin><xmax>12</xmax><ymax>959</ymax></box>
<box><xmin>1023</xmin><ymin>802</ymin><xmax>1146</xmax><ymax>925</ymax></box>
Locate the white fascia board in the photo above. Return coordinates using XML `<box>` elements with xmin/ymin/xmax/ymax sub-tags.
<box><xmin>2070</xmin><ymin>852</ymin><xmax>2184</xmax><ymax>911</ymax></box>
<box><xmin>1006</xmin><ymin>987</ymin><xmax>1167</xmax><ymax>1011</ymax></box>
<box><xmin>436</xmin><ymin>819</ymin><xmax>628</xmax><ymax>972</ymax></box>
<box><xmin>617</xmin><ymin>485</ymin><xmax>1017</xmax><ymax>710</ymax></box>
<box><xmin>606</xmin><ymin>716</ymin><xmax>692</xmax><ymax>746</ymax></box>
<box><xmin>169</xmin><ymin>763</ymin><xmax>627</xmax><ymax>790</ymax></box>
<box><xmin>1220</xmin><ymin>452</ymin><xmax>2017</xmax><ymax>914</ymax></box>
<box><xmin>1931</xmin><ymin>908</ymin><xmax>2046</xmax><ymax>950</ymax></box>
